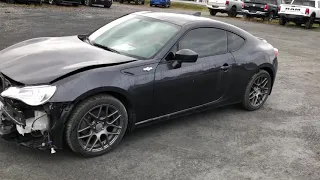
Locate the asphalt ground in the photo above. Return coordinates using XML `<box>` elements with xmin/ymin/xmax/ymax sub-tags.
<box><xmin>0</xmin><ymin>3</ymin><xmax>320</xmax><ymax>180</ymax></box>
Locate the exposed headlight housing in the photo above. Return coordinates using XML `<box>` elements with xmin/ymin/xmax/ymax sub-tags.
<box><xmin>1</xmin><ymin>85</ymin><xmax>57</xmax><ymax>106</ymax></box>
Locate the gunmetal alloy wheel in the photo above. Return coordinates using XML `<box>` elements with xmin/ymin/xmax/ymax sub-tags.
<box><xmin>242</xmin><ymin>70</ymin><xmax>272</xmax><ymax>111</ymax></box>
<box><xmin>65</xmin><ymin>95</ymin><xmax>128</xmax><ymax>157</ymax></box>
<box><xmin>77</xmin><ymin>105</ymin><xmax>123</xmax><ymax>152</ymax></box>
<box><xmin>84</xmin><ymin>0</ymin><xmax>91</xmax><ymax>6</ymax></box>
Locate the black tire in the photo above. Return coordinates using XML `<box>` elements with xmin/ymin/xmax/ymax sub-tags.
<box><xmin>209</xmin><ymin>9</ymin><xmax>217</xmax><ymax>16</ymax></box>
<box><xmin>104</xmin><ymin>4</ymin><xmax>112</xmax><ymax>7</ymax></box>
<box><xmin>142</xmin><ymin>0</ymin><xmax>144</xmax><ymax>4</ymax></box>
<box><xmin>6</xmin><ymin>0</ymin><xmax>15</xmax><ymax>4</ymax></box>
<box><xmin>295</xmin><ymin>22</ymin><xmax>302</xmax><ymax>26</ymax></box>
<box><xmin>134</xmin><ymin>0</ymin><xmax>138</xmax><ymax>4</ymax></box>
<box><xmin>65</xmin><ymin>95</ymin><xmax>128</xmax><ymax>157</ymax></box>
<box><xmin>244</xmin><ymin>14</ymin><xmax>251</xmax><ymax>19</ymax></box>
<box><xmin>84</xmin><ymin>0</ymin><xmax>92</xmax><ymax>6</ymax></box>
<box><xmin>305</xmin><ymin>15</ymin><xmax>315</xmax><ymax>29</ymax></box>
<box><xmin>72</xmin><ymin>3</ymin><xmax>79</xmax><ymax>6</ymax></box>
<box><xmin>242</xmin><ymin>70</ymin><xmax>272</xmax><ymax>111</ymax></box>
<box><xmin>266</xmin><ymin>11</ymin><xmax>274</xmax><ymax>21</ymax></box>
<box><xmin>48</xmin><ymin>0</ymin><xmax>56</xmax><ymax>4</ymax></box>
<box><xmin>228</xmin><ymin>6</ymin><xmax>237</xmax><ymax>17</ymax></box>
<box><xmin>279</xmin><ymin>16</ymin><xmax>286</xmax><ymax>25</ymax></box>
<box><xmin>119</xmin><ymin>0</ymin><xmax>123</xmax><ymax>3</ymax></box>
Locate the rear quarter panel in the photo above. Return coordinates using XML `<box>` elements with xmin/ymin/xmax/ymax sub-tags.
<box><xmin>228</xmin><ymin>37</ymin><xmax>276</xmax><ymax>101</ymax></box>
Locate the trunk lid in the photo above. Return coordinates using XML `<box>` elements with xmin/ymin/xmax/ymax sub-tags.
<box><xmin>208</xmin><ymin>0</ymin><xmax>227</xmax><ymax>7</ymax></box>
<box><xmin>279</xmin><ymin>4</ymin><xmax>311</xmax><ymax>15</ymax></box>
<box><xmin>243</xmin><ymin>0</ymin><xmax>268</xmax><ymax>12</ymax></box>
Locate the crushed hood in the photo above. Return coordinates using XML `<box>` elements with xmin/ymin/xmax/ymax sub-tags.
<box><xmin>0</xmin><ymin>36</ymin><xmax>136</xmax><ymax>85</ymax></box>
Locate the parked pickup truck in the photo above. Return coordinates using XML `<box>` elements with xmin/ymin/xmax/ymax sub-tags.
<box><xmin>207</xmin><ymin>0</ymin><xmax>244</xmax><ymax>17</ymax></box>
<box><xmin>242</xmin><ymin>0</ymin><xmax>284</xmax><ymax>21</ymax></box>
<box><xmin>278</xmin><ymin>0</ymin><xmax>320</xmax><ymax>28</ymax></box>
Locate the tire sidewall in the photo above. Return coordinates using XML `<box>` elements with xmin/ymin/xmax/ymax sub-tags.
<box><xmin>66</xmin><ymin>95</ymin><xmax>128</xmax><ymax>157</ymax></box>
<box><xmin>242</xmin><ymin>70</ymin><xmax>272</xmax><ymax>111</ymax></box>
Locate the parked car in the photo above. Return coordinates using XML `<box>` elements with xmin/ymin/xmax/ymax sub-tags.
<box><xmin>242</xmin><ymin>0</ymin><xmax>283</xmax><ymax>21</ymax></box>
<box><xmin>150</xmin><ymin>0</ymin><xmax>171</xmax><ymax>7</ymax></box>
<box><xmin>207</xmin><ymin>0</ymin><xmax>244</xmax><ymax>17</ymax></box>
<box><xmin>119</xmin><ymin>0</ymin><xmax>144</xmax><ymax>5</ymax></box>
<box><xmin>0</xmin><ymin>12</ymin><xmax>278</xmax><ymax>157</ymax></box>
<box><xmin>46</xmin><ymin>0</ymin><xmax>81</xmax><ymax>6</ymax></box>
<box><xmin>5</xmin><ymin>0</ymin><xmax>43</xmax><ymax>5</ymax></box>
<box><xmin>278</xmin><ymin>0</ymin><xmax>320</xmax><ymax>28</ymax></box>
<box><xmin>83</xmin><ymin>0</ymin><xmax>112</xmax><ymax>8</ymax></box>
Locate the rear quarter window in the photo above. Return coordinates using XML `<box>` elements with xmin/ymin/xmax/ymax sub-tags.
<box><xmin>227</xmin><ymin>32</ymin><xmax>245</xmax><ymax>52</ymax></box>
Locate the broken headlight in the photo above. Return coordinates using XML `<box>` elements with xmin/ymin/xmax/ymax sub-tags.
<box><xmin>1</xmin><ymin>85</ymin><xmax>56</xmax><ymax>106</ymax></box>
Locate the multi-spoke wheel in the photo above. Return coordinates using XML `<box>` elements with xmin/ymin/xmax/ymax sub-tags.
<box><xmin>65</xmin><ymin>95</ymin><xmax>128</xmax><ymax>157</ymax></box>
<box><xmin>242</xmin><ymin>70</ymin><xmax>272</xmax><ymax>111</ymax></box>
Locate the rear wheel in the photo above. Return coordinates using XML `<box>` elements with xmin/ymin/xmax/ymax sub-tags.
<box><xmin>242</xmin><ymin>70</ymin><xmax>272</xmax><ymax>111</ymax></box>
<box><xmin>84</xmin><ymin>0</ymin><xmax>92</xmax><ymax>6</ymax></box>
<box><xmin>228</xmin><ymin>6</ymin><xmax>237</xmax><ymax>17</ymax></box>
<box><xmin>6</xmin><ymin>0</ymin><xmax>15</xmax><ymax>4</ymax></box>
<box><xmin>266</xmin><ymin>11</ymin><xmax>274</xmax><ymax>21</ymax></box>
<box><xmin>48</xmin><ymin>0</ymin><xmax>56</xmax><ymax>4</ymax></box>
<box><xmin>279</xmin><ymin>16</ymin><xmax>286</xmax><ymax>25</ymax></box>
<box><xmin>305</xmin><ymin>15</ymin><xmax>315</xmax><ymax>29</ymax></box>
<box><xmin>65</xmin><ymin>95</ymin><xmax>128</xmax><ymax>157</ymax></box>
<box><xmin>209</xmin><ymin>9</ymin><xmax>217</xmax><ymax>16</ymax></box>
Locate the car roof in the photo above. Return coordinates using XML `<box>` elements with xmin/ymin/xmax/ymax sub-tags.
<box><xmin>132</xmin><ymin>11</ymin><xmax>220</xmax><ymax>26</ymax></box>
<box><xmin>131</xmin><ymin>11</ymin><xmax>253</xmax><ymax>39</ymax></box>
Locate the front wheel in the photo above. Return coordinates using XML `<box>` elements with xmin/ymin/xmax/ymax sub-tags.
<box><xmin>242</xmin><ymin>70</ymin><xmax>272</xmax><ymax>111</ymax></box>
<box><xmin>65</xmin><ymin>95</ymin><xmax>128</xmax><ymax>157</ymax></box>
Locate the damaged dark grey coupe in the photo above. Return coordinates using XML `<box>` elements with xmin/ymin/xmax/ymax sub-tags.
<box><xmin>0</xmin><ymin>11</ymin><xmax>278</xmax><ymax>157</ymax></box>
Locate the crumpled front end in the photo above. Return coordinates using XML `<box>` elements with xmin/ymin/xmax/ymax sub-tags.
<box><xmin>0</xmin><ymin>74</ymin><xmax>69</xmax><ymax>153</ymax></box>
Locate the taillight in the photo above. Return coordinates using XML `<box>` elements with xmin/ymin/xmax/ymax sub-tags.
<box><xmin>278</xmin><ymin>6</ymin><xmax>280</xmax><ymax>11</ymax></box>
<box><xmin>241</xmin><ymin>2</ymin><xmax>244</xmax><ymax>8</ymax></box>
<box><xmin>225</xmin><ymin>0</ymin><xmax>229</xmax><ymax>5</ymax></box>
<box><xmin>264</xmin><ymin>5</ymin><xmax>268</xmax><ymax>11</ymax></box>
<box><xmin>274</xmin><ymin>48</ymin><xmax>279</xmax><ymax>57</ymax></box>
<box><xmin>305</xmin><ymin>8</ymin><xmax>309</xmax><ymax>15</ymax></box>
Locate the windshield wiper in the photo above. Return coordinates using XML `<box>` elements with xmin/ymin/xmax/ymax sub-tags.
<box><xmin>92</xmin><ymin>42</ymin><xmax>120</xmax><ymax>54</ymax></box>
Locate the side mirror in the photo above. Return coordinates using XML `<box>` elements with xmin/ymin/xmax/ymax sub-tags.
<box><xmin>172</xmin><ymin>49</ymin><xmax>198</xmax><ymax>69</ymax></box>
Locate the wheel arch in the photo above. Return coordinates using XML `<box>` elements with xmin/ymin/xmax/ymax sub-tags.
<box><xmin>72</xmin><ymin>87</ymin><xmax>136</xmax><ymax>129</ymax></box>
<box><xmin>61</xmin><ymin>87</ymin><xmax>136</xmax><ymax>132</ymax></box>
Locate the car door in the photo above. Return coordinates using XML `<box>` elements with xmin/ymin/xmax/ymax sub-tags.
<box><xmin>153</xmin><ymin>27</ymin><xmax>236</xmax><ymax>117</ymax></box>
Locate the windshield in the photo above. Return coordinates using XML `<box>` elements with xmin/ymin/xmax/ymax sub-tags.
<box><xmin>292</xmin><ymin>0</ymin><xmax>315</xmax><ymax>6</ymax></box>
<box><xmin>88</xmin><ymin>14</ymin><xmax>180</xmax><ymax>59</ymax></box>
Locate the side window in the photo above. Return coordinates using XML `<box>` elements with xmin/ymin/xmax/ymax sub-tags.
<box><xmin>227</xmin><ymin>32</ymin><xmax>245</xmax><ymax>52</ymax></box>
<box><xmin>178</xmin><ymin>28</ymin><xmax>227</xmax><ymax>57</ymax></box>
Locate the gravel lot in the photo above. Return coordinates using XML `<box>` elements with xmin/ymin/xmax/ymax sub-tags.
<box><xmin>0</xmin><ymin>3</ymin><xmax>320</xmax><ymax>180</ymax></box>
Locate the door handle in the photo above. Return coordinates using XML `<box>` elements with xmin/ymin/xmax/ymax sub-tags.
<box><xmin>220</xmin><ymin>64</ymin><xmax>231</xmax><ymax>71</ymax></box>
